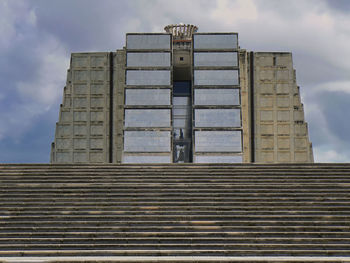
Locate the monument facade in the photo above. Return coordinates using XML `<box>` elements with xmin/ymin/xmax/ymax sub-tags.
<box><xmin>51</xmin><ymin>24</ymin><xmax>313</xmax><ymax>163</ymax></box>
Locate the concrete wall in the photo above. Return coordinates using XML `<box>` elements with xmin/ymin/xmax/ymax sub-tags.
<box><xmin>251</xmin><ymin>52</ymin><xmax>313</xmax><ymax>163</ymax></box>
<box><xmin>51</xmin><ymin>52</ymin><xmax>111</xmax><ymax>163</ymax></box>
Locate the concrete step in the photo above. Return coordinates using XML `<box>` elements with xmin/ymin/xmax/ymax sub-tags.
<box><xmin>0</xmin><ymin>163</ymin><xmax>350</xmax><ymax>258</ymax></box>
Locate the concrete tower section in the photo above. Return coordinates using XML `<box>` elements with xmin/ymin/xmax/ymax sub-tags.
<box><xmin>51</xmin><ymin>24</ymin><xmax>313</xmax><ymax>164</ymax></box>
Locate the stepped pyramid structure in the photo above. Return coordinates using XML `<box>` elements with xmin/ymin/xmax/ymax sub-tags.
<box><xmin>51</xmin><ymin>24</ymin><xmax>313</xmax><ymax>164</ymax></box>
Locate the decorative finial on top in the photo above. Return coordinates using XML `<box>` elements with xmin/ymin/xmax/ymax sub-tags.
<box><xmin>164</xmin><ymin>24</ymin><xmax>198</xmax><ymax>40</ymax></box>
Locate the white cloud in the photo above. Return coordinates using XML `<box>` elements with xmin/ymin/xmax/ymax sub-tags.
<box><xmin>210</xmin><ymin>0</ymin><xmax>258</xmax><ymax>26</ymax></box>
<box><xmin>311</xmin><ymin>81</ymin><xmax>350</xmax><ymax>94</ymax></box>
<box><xmin>0</xmin><ymin>1</ymin><xmax>68</xmax><ymax>141</ymax></box>
<box><xmin>314</xmin><ymin>148</ymin><xmax>350</xmax><ymax>163</ymax></box>
<box><xmin>16</xmin><ymin>35</ymin><xmax>68</xmax><ymax>106</ymax></box>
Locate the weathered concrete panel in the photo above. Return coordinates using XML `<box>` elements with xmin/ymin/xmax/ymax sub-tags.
<box><xmin>260</xmin><ymin>111</ymin><xmax>273</xmax><ymax>121</ymax></box>
<box><xmin>278</xmin><ymin>124</ymin><xmax>290</xmax><ymax>135</ymax></box>
<box><xmin>260</xmin><ymin>124</ymin><xmax>274</xmax><ymax>135</ymax></box>
<box><xmin>277</xmin><ymin>110</ymin><xmax>290</xmax><ymax>122</ymax></box>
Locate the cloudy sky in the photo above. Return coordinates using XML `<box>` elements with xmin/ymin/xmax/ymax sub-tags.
<box><xmin>0</xmin><ymin>0</ymin><xmax>350</xmax><ymax>163</ymax></box>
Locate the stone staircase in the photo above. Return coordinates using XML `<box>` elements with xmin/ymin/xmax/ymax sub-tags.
<box><xmin>0</xmin><ymin>163</ymin><xmax>350</xmax><ymax>262</ymax></box>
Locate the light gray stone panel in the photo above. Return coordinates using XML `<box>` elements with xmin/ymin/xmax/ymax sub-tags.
<box><xmin>126</xmin><ymin>70</ymin><xmax>171</xmax><ymax>86</ymax></box>
<box><xmin>123</xmin><ymin>154</ymin><xmax>172</xmax><ymax>163</ymax></box>
<box><xmin>194</xmin><ymin>52</ymin><xmax>238</xmax><ymax>67</ymax></box>
<box><xmin>127</xmin><ymin>52</ymin><xmax>171</xmax><ymax>67</ymax></box>
<box><xmin>125</xmin><ymin>109</ymin><xmax>171</xmax><ymax>128</ymax></box>
<box><xmin>194</xmin><ymin>70</ymin><xmax>239</xmax><ymax>86</ymax></box>
<box><xmin>124</xmin><ymin>131</ymin><xmax>171</xmax><ymax>152</ymax></box>
<box><xmin>194</xmin><ymin>155</ymin><xmax>242</xmax><ymax>163</ymax></box>
<box><xmin>127</xmin><ymin>34</ymin><xmax>171</xmax><ymax>50</ymax></box>
<box><xmin>195</xmin><ymin>109</ymin><xmax>241</xmax><ymax>128</ymax></box>
<box><xmin>194</xmin><ymin>88</ymin><xmax>240</xmax><ymax>106</ymax></box>
<box><xmin>193</xmin><ymin>34</ymin><xmax>238</xmax><ymax>49</ymax></box>
<box><xmin>195</xmin><ymin>130</ymin><xmax>242</xmax><ymax>152</ymax></box>
<box><xmin>125</xmin><ymin>89</ymin><xmax>171</xmax><ymax>105</ymax></box>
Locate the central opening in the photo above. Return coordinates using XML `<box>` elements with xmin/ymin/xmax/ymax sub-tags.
<box><xmin>173</xmin><ymin>81</ymin><xmax>192</xmax><ymax>163</ymax></box>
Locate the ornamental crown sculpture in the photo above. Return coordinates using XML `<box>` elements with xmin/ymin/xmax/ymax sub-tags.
<box><xmin>164</xmin><ymin>24</ymin><xmax>198</xmax><ymax>40</ymax></box>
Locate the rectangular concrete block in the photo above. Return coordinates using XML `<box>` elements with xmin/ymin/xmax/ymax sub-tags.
<box><xmin>91</xmin><ymin>70</ymin><xmax>105</xmax><ymax>81</ymax></box>
<box><xmin>73</xmin><ymin>111</ymin><xmax>87</xmax><ymax>121</ymax></box>
<box><xmin>259</xmin><ymin>84</ymin><xmax>274</xmax><ymax>94</ymax></box>
<box><xmin>91</xmin><ymin>111</ymin><xmax>104</xmax><ymax>121</ymax></box>
<box><xmin>294</xmin><ymin>110</ymin><xmax>304</xmax><ymax>121</ymax></box>
<box><xmin>277</xmin><ymin>97</ymin><xmax>290</xmax><ymax>107</ymax></box>
<box><xmin>277</xmin><ymin>110</ymin><xmax>290</xmax><ymax>122</ymax></box>
<box><xmin>56</xmin><ymin>139</ymin><xmax>72</xmax><ymax>150</ymax></box>
<box><xmin>293</xmin><ymin>96</ymin><xmax>300</xmax><ymax>107</ymax></box>
<box><xmin>278</xmin><ymin>151</ymin><xmax>291</xmax><ymax>162</ymax></box>
<box><xmin>276</xmin><ymin>84</ymin><xmax>290</xmax><ymax>94</ymax></box>
<box><xmin>73</xmin><ymin>84</ymin><xmax>88</xmax><ymax>95</ymax></box>
<box><xmin>72</xmin><ymin>56</ymin><xmax>89</xmax><ymax>68</ymax></box>
<box><xmin>56</xmin><ymin>152</ymin><xmax>72</xmax><ymax>163</ymax></box>
<box><xmin>90</xmin><ymin>152</ymin><xmax>104</xmax><ymax>162</ymax></box>
<box><xmin>91</xmin><ymin>125</ymin><xmax>104</xmax><ymax>135</ymax></box>
<box><xmin>91</xmin><ymin>97</ymin><xmax>105</xmax><ymax>108</ymax></box>
<box><xmin>73</xmin><ymin>152</ymin><xmax>88</xmax><ymax>162</ymax></box>
<box><xmin>74</xmin><ymin>125</ymin><xmax>87</xmax><ymax>136</ymax></box>
<box><xmin>259</xmin><ymin>96</ymin><xmax>273</xmax><ymax>107</ymax></box>
<box><xmin>260</xmin><ymin>151</ymin><xmax>274</xmax><ymax>162</ymax></box>
<box><xmin>74</xmin><ymin>70</ymin><xmax>89</xmax><ymax>82</ymax></box>
<box><xmin>73</xmin><ymin>97</ymin><xmax>87</xmax><ymax>108</ymax></box>
<box><xmin>91</xmin><ymin>56</ymin><xmax>107</xmax><ymax>67</ymax></box>
<box><xmin>63</xmin><ymin>95</ymin><xmax>71</xmax><ymax>108</ymax></box>
<box><xmin>260</xmin><ymin>124</ymin><xmax>274</xmax><ymax>135</ymax></box>
<box><xmin>61</xmin><ymin>112</ymin><xmax>72</xmax><ymax>122</ymax></box>
<box><xmin>260</xmin><ymin>110</ymin><xmax>273</xmax><ymax>121</ymax></box>
<box><xmin>57</xmin><ymin>125</ymin><xmax>72</xmax><ymax>137</ymax></box>
<box><xmin>295</xmin><ymin>123</ymin><xmax>307</xmax><ymax>136</ymax></box>
<box><xmin>277</xmin><ymin>124</ymin><xmax>290</xmax><ymax>135</ymax></box>
<box><xmin>276</xmin><ymin>70</ymin><xmax>289</xmax><ymax>80</ymax></box>
<box><xmin>91</xmin><ymin>84</ymin><xmax>105</xmax><ymax>94</ymax></box>
<box><xmin>74</xmin><ymin>139</ymin><xmax>87</xmax><ymax>149</ymax></box>
<box><xmin>276</xmin><ymin>56</ymin><xmax>292</xmax><ymax>67</ymax></box>
<box><xmin>295</xmin><ymin>151</ymin><xmax>308</xmax><ymax>162</ymax></box>
<box><xmin>261</xmin><ymin>137</ymin><xmax>274</xmax><ymax>149</ymax></box>
<box><xmin>295</xmin><ymin>137</ymin><xmax>307</xmax><ymax>149</ymax></box>
<box><xmin>257</xmin><ymin>56</ymin><xmax>273</xmax><ymax>66</ymax></box>
<box><xmin>259</xmin><ymin>70</ymin><xmax>274</xmax><ymax>80</ymax></box>
<box><xmin>278</xmin><ymin>137</ymin><xmax>290</xmax><ymax>149</ymax></box>
<box><xmin>90</xmin><ymin>138</ymin><xmax>104</xmax><ymax>149</ymax></box>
